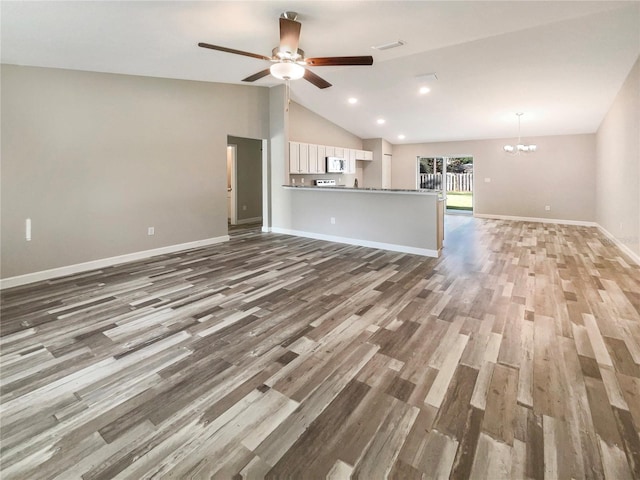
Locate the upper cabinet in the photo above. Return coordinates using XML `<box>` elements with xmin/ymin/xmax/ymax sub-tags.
<box><xmin>346</xmin><ymin>149</ymin><xmax>357</xmax><ymax>174</ymax></box>
<box><xmin>289</xmin><ymin>141</ymin><xmax>372</xmax><ymax>174</ymax></box>
<box><xmin>356</xmin><ymin>150</ymin><xmax>373</xmax><ymax>161</ymax></box>
<box><xmin>308</xmin><ymin>144</ymin><xmax>318</xmax><ymax>174</ymax></box>
<box><xmin>316</xmin><ymin>145</ymin><xmax>326</xmax><ymax>173</ymax></box>
<box><xmin>308</xmin><ymin>144</ymin><xmax>327</xmax><ymax>174</ymax></box>
<box><xmin>289</xmin><ymin>141</ymin><xmax>309</xmax><ymax>174</ymax></box>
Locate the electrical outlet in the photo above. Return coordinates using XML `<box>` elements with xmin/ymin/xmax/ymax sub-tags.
<box><xmin>147</xmin><ymin>227</ymin><xmax>155</xmax><ymax>236</ymax></box>
<box><xmin>484</xmin><ymin>178</ymin><xmax>491</xmax><ymax>183</ymax></box>
<box><xmin>330</xmin><ymin>217</ymin><xmax>336</xmax><ymax>225</ymax></box>
<box><xmin>26</xmin><ymin>218</ymin><xmax>32</xmax><ymax>241</ymax></box>
<box><xmin>242</xmin><ymin>205</ymin><xmax>247</xmax><ymax>211</ymax></box>
<box><xmin>545</xmin><ymin>206</ymin><xmax>551</xmax><ymax>211</ymax></box>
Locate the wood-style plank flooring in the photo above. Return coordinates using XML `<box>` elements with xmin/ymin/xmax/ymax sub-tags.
<box><xmin>1</xmin><ymin>216</ymin><xmax>640</xmax><ymax>479</ymax></box>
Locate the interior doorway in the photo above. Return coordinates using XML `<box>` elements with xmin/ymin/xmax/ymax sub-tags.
<box><xmin>418</xmin><ymin>156</ymin><xmax>474</xmax><ymax>214</ymax></box>
<box><xmin>227</xmin><ymin>136</ymin><xmax>264</xmax><ymax>233</ymax></box>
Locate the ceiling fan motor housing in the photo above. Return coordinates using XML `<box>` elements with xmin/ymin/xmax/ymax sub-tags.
<box><xmin>272</xmin><ymin>47</ymin><xmax>305</xmax><ymax>62</ymax></box>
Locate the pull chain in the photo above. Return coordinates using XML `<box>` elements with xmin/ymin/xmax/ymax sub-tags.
<box><xmin>285</xmin><ymin>79</ymin><xmax>291</xmax><ymax>112</ymax></box>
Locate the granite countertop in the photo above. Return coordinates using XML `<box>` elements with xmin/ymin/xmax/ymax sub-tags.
<box><xmin>282</xmin><ymin>184</ymin><xmax>442</xmax><ymax>195</ymax></box>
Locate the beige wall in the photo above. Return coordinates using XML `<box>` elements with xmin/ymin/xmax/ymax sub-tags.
<box><xmin>392</xmin><ymin>134</ymin><xmax>596</xmax><ymax>222</ymax></box>
<box><xmin>289</xmin><ymin>101</ymin><xmax>362</xmax><ymax>149</ymax></box>
<box><xmin>1</xmin><ymin>65</ymin><xmax>269</xmax><ymax>278</ymax></box>
<box><xmin>596</xmin><ymin>56</ymin><xmax>640</xmax><ymax>258</ymax></box>
<box><xmin>227</xmin><ymin>136</ymin><xmax>262</xmax><ymax>221</ymax></box>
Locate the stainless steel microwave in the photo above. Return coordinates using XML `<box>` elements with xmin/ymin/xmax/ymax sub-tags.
<box><xmin>326</xmin><ymin>156</ymin><xmax>346</xmax><ymax>173</ymax></box>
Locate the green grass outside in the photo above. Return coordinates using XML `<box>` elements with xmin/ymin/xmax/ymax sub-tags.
<box><xmin>446</xmin><ymin>192</ymin><xmax>473</xmax><ymax>210</ymax></box>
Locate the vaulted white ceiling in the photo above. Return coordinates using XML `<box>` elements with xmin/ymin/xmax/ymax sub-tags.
<box><xmin>2</xmin><ymin>1</ymin><xmax>639</xmax><ymax>144</ymax></box>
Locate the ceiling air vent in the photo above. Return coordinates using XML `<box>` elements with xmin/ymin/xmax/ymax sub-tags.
<box><xmin>371</xmin><ymin>40</ymin><xmax>406</xmax><ymax>51</ymax></box>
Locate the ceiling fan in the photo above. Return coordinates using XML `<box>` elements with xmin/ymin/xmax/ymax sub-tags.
<box><xmin>198</xmin><ymin>11</ymin><xmax>373</xmax><ymax>89</ymax></box>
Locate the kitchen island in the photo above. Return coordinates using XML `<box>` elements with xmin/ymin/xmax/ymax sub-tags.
<box><xmin>277</xmin><ymin>185</ymin><xmax>444</xmax><ymax>257</ymax></box>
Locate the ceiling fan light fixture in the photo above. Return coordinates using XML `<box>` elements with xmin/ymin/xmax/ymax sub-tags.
<box><xmin>270</xmin><ymin>62</ymin><xmax>305</xmax><ymax>81</ymax></box>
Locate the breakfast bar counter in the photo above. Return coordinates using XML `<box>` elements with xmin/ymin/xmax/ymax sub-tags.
<box><xmin>277</xmin><ymin>185</ymin><xmax>444</xmax><ymax>256</ymax></box>
<box><xmin>283</xmin><ymin>185</ymin><xmax>442</xmax><ymax>195</ymax></box>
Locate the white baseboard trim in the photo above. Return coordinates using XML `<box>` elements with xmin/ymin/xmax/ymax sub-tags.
<box><xmin>597</xmin><ymin>225</ymin><xmax>640</xmax><ymax>266</ymax></box>
<box><xmin>261</xmin><ymin>226</ymin><xmax>271</xmax><ymax>233</ymax></box>
<box><xmin>234</xmin><ymin>217</ymin><xmax>262</xmax><ymax>225</ymax></box>
<box><xmin>474</xmin><ymin>213</ymin><xmax>597</xmax><ymax>227</ymax></box>
<box><xmin>271</xmin><ymin>227</ymin><xmax>439</xmax><ymax>257</ymax></box>
<box><xmin>0</xmin><ymin>235</ymin><xmax>230</xmax><ymax>290</ymax></box>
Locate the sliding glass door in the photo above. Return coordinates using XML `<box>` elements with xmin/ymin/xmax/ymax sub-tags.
<box><xmin>418</xmin><ymin>156</ymin><xmax>474</xmax><ymax>213</ymax></box>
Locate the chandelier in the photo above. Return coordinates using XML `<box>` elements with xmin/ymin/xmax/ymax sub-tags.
<box><xmin>503</xmin><ymin>112</ymin><xmax>537</xmax><ymax>153</ymax></box>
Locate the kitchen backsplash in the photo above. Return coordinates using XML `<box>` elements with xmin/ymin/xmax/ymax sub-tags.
<box><xmin>290</xmin><ymin>171</ymin><xmax>363</xmax><ymax>188</ymax></box>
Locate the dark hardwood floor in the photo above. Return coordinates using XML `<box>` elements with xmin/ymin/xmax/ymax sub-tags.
<box><xmin>1</xmin><ymin>216</ymin><xmax>639</xmax><ymax>479</ymax></box>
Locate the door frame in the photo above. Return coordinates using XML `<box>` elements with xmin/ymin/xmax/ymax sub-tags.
<box><xmin>227</xmin><ymin>144</ymin><xmax>238</xmax><ymax>225</ymax></box>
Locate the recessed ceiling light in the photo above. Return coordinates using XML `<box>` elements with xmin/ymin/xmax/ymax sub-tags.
<box><xmin>419</xmin><ymin>86</ymin><xmax>430</xmax><ymax>94</ymax></box>
<box><xmin>348</xmin><ymin>97</ymin><xmax>358</xmax><ymax>104</ymax></box>
<box><xmin>376</xmin><ymin>118</ymin><xmax>385</xmax><ymax>125</ymax></box>
<box><xmin>398</xmin><ymin>134</ymin><xmax>406</xmax><ymax>140</ymax></box>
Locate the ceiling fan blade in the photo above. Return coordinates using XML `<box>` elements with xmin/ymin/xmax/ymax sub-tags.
<box><xmin>303</xmin><ymin>69</ymin><xmax>332</xmax><ymax>89</ymax></box>
<box><xmin>279</xmin><ymin>17</ymin><xmax>301</xmax><ymax>55</ymax></box>
<box><xmin>305</xmin><ymin>56</ymin><xmax>374</xmax><ymax>67</ymax></box>
<box><xmin>198</xmin><ymin>42</ymin><xmax>272</xmax><ymax>61</ymax></box>
<box><xmin>242</xmin><ymin>69</ymin><xmax>272</xmax><ymax>82</ymax></box>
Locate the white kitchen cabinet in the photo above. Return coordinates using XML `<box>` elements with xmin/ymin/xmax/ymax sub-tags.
<box><xmin>289</xmin><ymin>141</ymin><xmax>309</xmax><ymax>174</ymax></box>
<box><xmin>317</xmin><ymin>145</ymin><xmax>326</xmax><ymax>173</ymax></box>
<box><xmin>292</xmin><ymin>142</ymin><xmax>369</xmax><ymax>174</ymax></box>
<box><xmin>299</xmin><ymin>143</ymin><xmax>309</xmax><ymax>173</ymax></box>
<box><xmin>347</xmin><ymin>149</ymin><xmax>357</xmax><ymax>174</ymax></box>
<box><xmin>355</xmin><ymin>150</ymin><xmax>373</xmax><ymax>161</ymax></box>
<box><xmin>289</xmin><ymin>141</ymin><xmax>300</xmax><ymax>174</ymax></box>
<box><xmin>308</xmin><ymin>144</ymin><xmax>318</xmax><ymax>174</ymax></box>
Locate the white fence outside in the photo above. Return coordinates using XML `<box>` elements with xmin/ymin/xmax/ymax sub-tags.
<box><xmin>420</xmin><ymin>173</ymin><xmax>473</xmax><ymax>192</ymax></box>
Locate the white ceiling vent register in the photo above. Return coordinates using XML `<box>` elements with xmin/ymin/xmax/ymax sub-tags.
<box><xmin>371</xmin><ymin>40</ymin><xmax>406</xmax><ymax>51</ymax></box>
<box><xmin>416</xmin><ymin>73</ymin><xmax>438</xmax><ymax>82</ymax></box>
